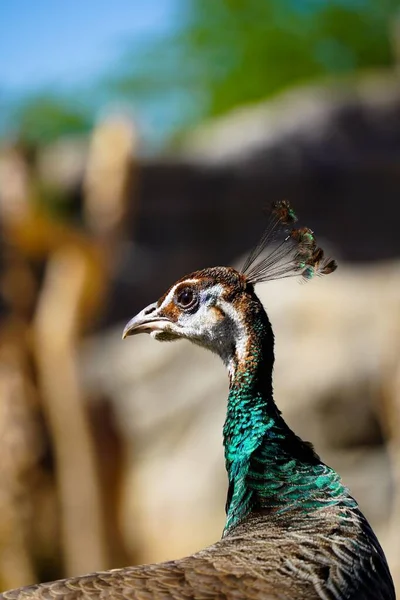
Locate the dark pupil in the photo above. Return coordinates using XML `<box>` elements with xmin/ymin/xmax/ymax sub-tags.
<box><xmin>178</xmin><ymin>288</ymin><xmax>194</xmax><ymax>307</ymax></box>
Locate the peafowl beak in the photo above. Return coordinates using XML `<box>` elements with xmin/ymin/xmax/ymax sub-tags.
<box><xmin>122</xmin><ymin>302</ymin><xmax>169</xmax><ymax>338</ymax></box>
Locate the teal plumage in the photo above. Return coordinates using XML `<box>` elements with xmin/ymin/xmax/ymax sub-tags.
<box><xmin>220</xmin><ymin>288</ymin><xmax>393</xmax><ymax>598</ymax></box>
<box><xmin>0</xmin><ymin>202</ymin><xmax>395</xmax><ymax>599</ymax></box>
<box><xmin>223</xmin><ymin>302</ymin><xmax>354</xmax><ymax>533</ymax></box>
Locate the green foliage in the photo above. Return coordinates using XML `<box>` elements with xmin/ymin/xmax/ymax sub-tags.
<box><xmin>5</xmin><ymin>0</ymin><xmax>398</xmax><ymax>146</ymax></box>
<box><xmin>110</xmin><ymin>0</ymin><xmax>397</xmax><ymax>126</ymax></box>
<box><xmin>11</xmin><ymin>93</ymin><xmax>93</xmax><ymax>145</ymax></box>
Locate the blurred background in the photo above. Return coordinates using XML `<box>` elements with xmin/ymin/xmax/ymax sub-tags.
<box><xmin>0</xmin><ymin>0</ymin><xmax>400</xmax><ymax>593</ymax></box>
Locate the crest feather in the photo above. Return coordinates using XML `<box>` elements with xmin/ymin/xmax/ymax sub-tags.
<box><xmin>242</xmin><ymin>201</ymin><xmax>337</xmax><ymax>284</ymax></box>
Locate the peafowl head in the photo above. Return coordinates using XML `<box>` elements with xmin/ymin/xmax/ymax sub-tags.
<box><xmin>123</xmin><ymin>201</ymin><xmax>337</xmax><ymax>373</ymax></box>
<box><xmin>123</xmin><ymin>265</ymin><xmax>253</xmax><ymax>364</ymax></box>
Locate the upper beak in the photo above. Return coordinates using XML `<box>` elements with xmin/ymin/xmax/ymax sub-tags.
<box><xmin>122</xmin><ymin>302</ymin><xmax>168</xmax><ymax>339</ymax></box>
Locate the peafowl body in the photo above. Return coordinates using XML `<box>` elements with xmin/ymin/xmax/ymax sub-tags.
<box><xmin>1</xmin><ymin>203</ymin><xmax>395</xmax><ymax>599</ymax></box>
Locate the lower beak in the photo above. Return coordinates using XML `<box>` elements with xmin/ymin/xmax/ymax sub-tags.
<box><xmin>122</xmin><ymin>302</ymin><xmax>169</xmax><ymax>339</ymax></box>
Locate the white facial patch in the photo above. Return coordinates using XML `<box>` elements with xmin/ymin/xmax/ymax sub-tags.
<box><xmin>218</xmin><ymin>298</ymin><xmax>249</xmax><ymax>377</ymax></box>
<box><xmin>182</xmin><ymin>283</ymin><xmax>249</xmax><ymax>377</ymax></box>
<box><xmin>174</xmin><ymin>284</ymin><xmax>224</xmax><ymax>336</ymax></box>
<box><xmin>156</xmin><ymin>280</ymin><xmax>250</xmax><ymax>378</ymax></box>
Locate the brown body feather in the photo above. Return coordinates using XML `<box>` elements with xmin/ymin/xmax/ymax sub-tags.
<box><xmin>0</xmin><ymin>508</ymin><xmax>392</xmax><ymax>600</ymax></box>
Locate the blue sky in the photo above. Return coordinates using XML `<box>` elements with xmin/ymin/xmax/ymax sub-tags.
<box><xmin>1</xmin><ymin>0</ymin><xmax>388</xmax><ymax>147</ymax></box>
<box><xmin>0</xmin><ymin>0</ymin><xmax>178</xmax><ymax>94</ymax></box>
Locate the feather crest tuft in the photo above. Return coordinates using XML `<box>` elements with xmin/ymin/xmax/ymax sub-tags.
<box><xmin>242</xmin><ymin>201</ymin><xmax>337</xmax><ymax>284</ymax></box>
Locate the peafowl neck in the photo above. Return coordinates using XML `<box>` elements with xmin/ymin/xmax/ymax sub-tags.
<box><xmin>223</xmin><ymin>295</ymin><xmax>352</xmax><ymax>535</ymax></box>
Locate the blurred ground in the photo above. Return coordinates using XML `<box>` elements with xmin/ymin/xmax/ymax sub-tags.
<box><xmin>0</xmin><ymin>26</ymin><xmax>400</xmax><ymax>596</ymax></box>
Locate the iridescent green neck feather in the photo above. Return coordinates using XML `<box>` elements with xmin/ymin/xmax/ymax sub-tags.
<box><xmin>223</xmin><ymin>292</ymin><xmax>354</xmax><ymax>535</ymax></box>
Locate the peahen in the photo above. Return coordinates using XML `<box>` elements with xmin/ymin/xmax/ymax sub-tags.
<box><xmin>1</xmin><ymin>201</ymin><xmax>395</xmax><ymax>599</ymax></box>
